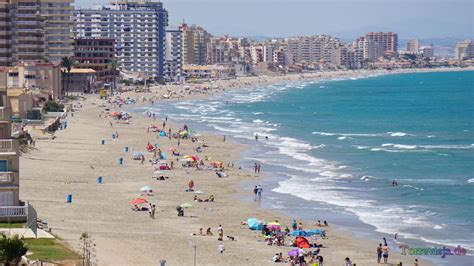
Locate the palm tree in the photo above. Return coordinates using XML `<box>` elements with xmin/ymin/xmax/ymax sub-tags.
<box><xmin>60</xmin><ymin>57</ymin><xmax>76</xmax><ymax>96</ymax></box>
<box><xmin>0</xmin><ymin>234</ymin><xmax>28</xmax><ymax>266</ymax></box>
<box><xmin>108</xmin><ymin>59</ymin><xmax>120</xmax><ymax>95</ymax></box>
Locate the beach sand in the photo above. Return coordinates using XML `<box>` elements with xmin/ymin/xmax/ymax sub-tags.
<box><xmin>18</xmin><ymin>68</ymin><xmax>453</xmax><ymax>265</ymax></box>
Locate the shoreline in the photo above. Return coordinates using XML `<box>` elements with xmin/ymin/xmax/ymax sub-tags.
<box><xmin>20</xmin><ymin>67</ymin><xmax>472</xmax><ymax>265</ymax></box>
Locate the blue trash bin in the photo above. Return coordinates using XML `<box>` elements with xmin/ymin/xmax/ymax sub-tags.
<box><xmin>67</xmin><ymin>194</ymin><xmax>72</xmax><ymax>203</ymax></box>
<box><xmin>112</xmin><ymin>133</ymin><xmax>116</xmax><ymax>139</ymax></box>
<box><xmin>124</xmin><ymin>147</ymin><xmax>129</xmax><ymax>152</ymax></box>
<box><xmin>98</xmin><ymin>176</ymin><xmax>103</xmax><ymax>184</ymax></box>
<box><xmin>118</xmin><ymin>158</ymin><xmax>123</xmax><ymax>165</ymax></box>
<box><xmin>101</xmin><ymin>140</ymin><xmax>105</xmax><ymax>145</ymax></box>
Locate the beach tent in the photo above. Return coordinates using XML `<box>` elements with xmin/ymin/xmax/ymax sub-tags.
<box><xmin>159</xmin><ymin>131</ymin><xmax>167</xmax><ymax>137</ymax></box>
<box><xmin>247</xmin><ymin>218</ymin><xmax>264</xmax><ymax>231</ymax></box>
<box><xmin>295</xmin><ymin>236</ymin><xmax>311</xmax><ymax>248</ymax></box>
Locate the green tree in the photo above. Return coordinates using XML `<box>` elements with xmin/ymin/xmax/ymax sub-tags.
<box><xmin>42</xmin><ymin>101</ymin><xmax>65</xmax><ymax>113</ymax></box>
<box><xmin>108</xmin><ymin>59</ymin><xmax>120</xmax><ymax>94</ymax></box>
<box><xmin>0</xmin><ymin>234</ymin><xmax>28</xmax><ymax>266</ymax></box>
<box><xmin>60</xmin><ymin>57</ymin><xmax>77</xmax><ymax>96</ymax></box>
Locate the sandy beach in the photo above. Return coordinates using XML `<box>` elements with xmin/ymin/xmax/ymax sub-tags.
<box><xmin>18</xmin><ymin>68</ymin><xmax>462</xmax><ymax>265</ymax></box>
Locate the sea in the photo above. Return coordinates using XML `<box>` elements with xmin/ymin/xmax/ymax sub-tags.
<box><xmin>136</xmin><ymin>70</ymin><xmax>474</xmax><ymax>265</ymax></box>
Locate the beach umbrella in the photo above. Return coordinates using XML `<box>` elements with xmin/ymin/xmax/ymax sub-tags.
<box><xmin>130</xmin><ymin>198</ymin><xmax>148</xmax><ymax>204</ymax></box>
<box><xmin>140</xmin><ymin>186</ymin><xmax>153</xmax><ymax>193</ymax></box>
<box><xmin>180</xmin><ymin>203</ymin><xmax>194</xmax><ymax>208</ymax></box>
<box><xmin>266</xmin><ymin>222</ymin><xmax>281</xmax><ymax>231</ymax></box>
<box><xmin>288</xmin><ymin>249</ymin><xmax>299</xmax><ymax>257</ymax></box>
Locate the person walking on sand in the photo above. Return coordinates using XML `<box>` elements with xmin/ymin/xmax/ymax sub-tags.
<box><xmin>256</xmin><ymin>185</ymin><xmax>263</xmax><ymax>200</ymax></box>
<box><xmin>254</xmin><ymin>163</ymin><xmax>258</xmax><ymax>174</ymax></box>
<box><xmin>151</xmin><ymin>204</ymin><xmax>156</xmax><ymax>219</ymax></box>
<box><xmin>217</xmin><ymin>224</ymin><xmax>224</xmax><ymax>241</ymax></box>
<box><xmin>257</xmin><ymin>163</ymin><xmax>261</xmax><ymax>174</ymax></box>
<box><xmin>168</xmin><ymin>128</ymin><xmax>172</xmax><ymax>140</ymax></box>
<box><xmin>253</xmin><ymin>186</ymin><xmax>258</xmax><ymax>201</ymax></box>
<box><xmin>382</xmin><ymin>244</ymin><xmax>389</xmax><ymax>264</ymax></box>
<box><xmin>223</xmin><ymin>135</ymin><xmax>226</xmax><ymax>142</ymax></box>
<box><xmin>148</xmin><ymin>203</ymin><xmax>153</xmax><ymax>218</ymax></box>
<box><xmin>141</xmin><ymin>155</ymin><xmax>145</xmax><ymax>164</ymax></box>
<box><xmin>377</xmin><ymin>243</ymin><xmax>383</xmax><ymax>263</ymax></box>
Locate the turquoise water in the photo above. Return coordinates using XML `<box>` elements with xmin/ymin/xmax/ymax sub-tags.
<box><xmin>142</xmin><ymin>71</ymin><xmax>474</xmax><ymax>262</ymax></box>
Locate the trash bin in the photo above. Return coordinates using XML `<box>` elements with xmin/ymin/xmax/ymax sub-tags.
<box><xmin>67</xmin><ymin>194</ymin><xmax>72</xmax><ymax>203</ymax></box>
<box><xmin>124</xmin><ymin>147</ymin><xmax>129</xmax><ymax>152</ymax></box>
<box><xmin>101</xmin><ymin>140</ymin><xmax>105</xmax><ymax>145</ymax></box>
<box><xmin>98</xmin><ymin>176</ymin><xmax>103</xmax><ymax>184</ymax></box>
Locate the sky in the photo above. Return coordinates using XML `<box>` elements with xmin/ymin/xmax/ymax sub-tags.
<box><xmin>74</xmin><ymin>0</ymin><xmax>473</xmax><ymax>39</ymax></box>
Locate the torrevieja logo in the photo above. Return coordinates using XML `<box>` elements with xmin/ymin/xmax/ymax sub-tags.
<box><xmin>399</xmin><ymin>245</ymin><xmax>467</xmax><ymax>258</ymax></box>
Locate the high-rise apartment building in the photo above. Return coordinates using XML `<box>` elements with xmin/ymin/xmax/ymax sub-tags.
<box><xmin>356</xmin><ymin>37</ymin><xmax>384</xmax><ymax>60</ymax></box>
<box><xmin>74</xmin><ymin>38</ymin><xmax>115</xmax><ymax>85</ymax></box>
<box><xmin>41</xmin><ymin>0</ymin><xmax>74</xmax><ymax>62</ymax></box>
<box><xmin>455</xmin><ymin>40</ymin><xmax>473</xmax><ymax>61</ymax></box>
<box><xmin>365</xmin><ymin>32</ymin><xmax>398</xmax><ymax>56</ymax></box>
<box><xmin>73</xmin><ymin>0</ymin><xmax>169</xmax><ymax>80</ymax></box>
<box><xmin>0</xmin><ymin>0</ymin><xmax>12</xmax><ymax>66</ymax></box>
<box><xmin>287</xmin><ymin>35</ymin><xmax>340</xmax><ymax>65</ymax></box>
<box><xmin>420</xmin><ymin>45</ymin><xmax>434</xmax><ymax>58</ymax></box>
<box><xmin>406</xmin><ymin>39</ymin><xmax>419</xmax><ymax>53</ymax></box>
<box><xmin>164</xmin><ymin>29</ymin><xmax>182</xmax><ymax>82</ymax></box>
<box><xmin>10</xmin><ymin>0</ymin><xmax>45</xmax><ymax>62</ymax></box>
<box><xmin>180</xmin><ymin>23</ymin><xmax>211</xmax><ymax>66</ymax></box>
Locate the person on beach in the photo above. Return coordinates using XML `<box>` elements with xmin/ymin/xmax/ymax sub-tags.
<box><xmin>317</xmin><ymin>255</ymin><xmax>324</xmax><ymax>266</ymax></box>
<box><xmin>188</xmin><ymin>180</ymin><xmax>194</xmax><ymax>191</ymax></box>
<box><xmin>377</xmin><ymin>243</ymin><xmax>383</xmax><ymax>263</ymax></box>
<box><xmin>265</xmin><ymin>136</ymin><xmax>269</xmax><ymax>141</ymax></box>
<box><xmin>255</xmin><ymin>133</ymin><xmax>259</xmax><ymax>140</ymax></box>
<box><xmin>206</xmin><ymin>228</ymin><xmax>213</xmax><ymax>236</ymax></box>
<box><xmin>223</xmin><ymin>135</ymin><xmax>226</xmax><ymax>142</ymax></box>
<box><xmin>162</xmin><ymin>121</ymin><xmax>166</xmax><ymax>130</ymax></box>
<box><xmin>383</xmin><ymin>237</ymin><xmax>387</xmax><ymax>246</ymax></box>
<box><xmin>141</xmin><ymin>155</ymin><xmax>145</xmax><ymax>164</ymax></box>
<box><xmin>217</xmin><ymin>224</ymin><xmax>224</xmax><ymax>241</ymax></box>
<box><xmin>254</xmin><ymin>163</ymin><xmax>258</xmax><ymax>174</ymax></box>
<box><xmin>297</xmin><ymin>248</ymin><xmax>306</xmax><ymax>265</ymax></box>
<box><xmin>168</xmin><ymin>128</ymin><xmax>172</xmax><ymax>140</ymax></box>
<box><xmin>382</xmin><ymin>244</ymin><xmax>389</xmax><ymax>264</ymax></box>
<box><xmin>256</xmin><ymin>185</ymin><xmax>263</xmax><ymax>200</ymax></box>
<box><xmin>297</xmin><ymin>222</ymin><xmax>303</xmax><ymax>230</ymax></box>
<box><xmin>253</xmin><ymin>186</ymin><xmax>258</xmax><ymax>201</ymax></box>
<box><xmin>291</xmin><ymin>220</ymin><xmax>297</xmax><ymax>231</ymax></box>
<box><xmin>324</xmin><ymin>220</ymin><xmax>328</xmax><ymax>226</ymax></box>
<box><xmin>414</xmin><ymin>258</ymin><xmax>419</xmax><ymax>266</ymax></box>
<box><xmin>148</xmin><ymin>203</ymin><xmax>153</xmax><ymax>218</ymax></box>
<box><xmin>218</xmin><ymin>243</ymin><xmax>225</xmax><ymax>254</ymax></box>
<box><xmin>345</xmin><ymin>257</ymin><xmax>352</xmax><ymax>266</ymax></box>
<box><xmin>178</xmin><ymin>139</ymin><xmax>181</xmax><ymax>147</ymax></box>
<box><xmin>257</xmin><ymin>163</ymin><xmax>261</xmax><ymax>174</ymax></box>
<box><xmin>151</xmin><ymin>204</ymin><xmax>156</xmax><ymax>219</ymax></box>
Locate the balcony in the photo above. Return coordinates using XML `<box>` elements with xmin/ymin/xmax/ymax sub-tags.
<box><xmin>0</xmin><ymin>205</ymin><xmax>27</xmax><ymax>218</ymax></box>
<box><xmin>0</xmin><ymin>172</ymin><xmax>16</xmax><ymax>184</ymax></box>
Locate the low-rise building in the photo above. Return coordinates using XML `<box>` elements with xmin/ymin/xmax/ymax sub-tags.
<box><xmin>63</xmin><ymin>68</ymin><xmax>97</xmax><ymax>93</ymax></box>
<box><xmin>0</xmin><ymin>62</ymin><xmax>62</xmax><ymax>100</ymax></box>
<box><xmin>7</xmin><ymin>89</ymin><xmax>34</xmax><ymax>119</ymax></box>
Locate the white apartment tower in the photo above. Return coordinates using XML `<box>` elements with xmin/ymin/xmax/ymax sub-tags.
<box><xmin>164</xmin><ymin>29</ymin><xmax>182</xmax><ymax>82</ymax></box>
<box><xmin>73</xmin><ymin>0</ymin><xmax>169</xmax><ymax>80</ymax></box>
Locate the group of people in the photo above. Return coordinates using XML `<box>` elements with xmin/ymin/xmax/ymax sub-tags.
<box><xmin>253</xmin><ymin>185</ymin><xmax>263</xmax><ymax>201</ymax></box>
<box><xmin>253</xmin><ymin>162</ymin><xmax>262</xmax><ymax>174</ymax></box>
